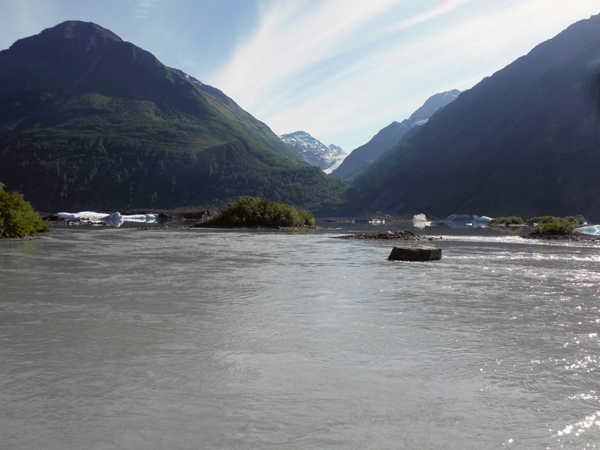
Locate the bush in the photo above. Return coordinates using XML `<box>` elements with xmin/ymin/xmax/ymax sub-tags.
<box><xmin>527</xmin><ymin>215</ymin><xmax>582</xmax><ymax>225</ymax></box>
<box><xmin>529</xmin><ymin>217</ymin><xmax>576</xmax><ymax>236</ymax></box>
<box><xmin>527</xmin><ymin>216</ymin><xmax>557</xmax><ymax>224</ymax></box>
<box><xmin>564</xmin><ymin>216</ymin><xmax>584</xmax><ymax>226</ymax></box>
<box><xmin>193</xmin><ymin>196</ymin><xmax>315</xmax><ymax>228</ymax></box>
<box><xmin>0</xmin><ymin>183</ymin><xmax>51</xmax><ymax>238</ymax></box>
<box><xmin>488</xmin><ymin>216</ymin><xmax>523</xmax><ymax>225</ymax></box>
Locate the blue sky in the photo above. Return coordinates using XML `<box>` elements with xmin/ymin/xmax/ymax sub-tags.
<box><xmin>1</xmin><ymin>0</ymin><xmax>599</xmax><ymax>152</ymax></box>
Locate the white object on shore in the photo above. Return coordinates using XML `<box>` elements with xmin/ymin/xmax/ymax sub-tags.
<box><xmin>56</xmin><ymin>211</ymin><xmax>157</xmax><ymax>227</ymax></box>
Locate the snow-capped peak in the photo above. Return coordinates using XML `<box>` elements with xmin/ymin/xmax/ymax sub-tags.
<box><xmin>280</xmin><ymin>131</ymin><xmax>346</xmax><ymax>172</ymax></box>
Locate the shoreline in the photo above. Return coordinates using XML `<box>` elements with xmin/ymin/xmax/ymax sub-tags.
<box><xmin>0</xmin><ymin>234</ymin><xmax>41</xmax><ymax>242</ymax></box>
<box><xmin>521</xmin><ymin>234</ymin><xmax>600</xmax><ymax>242</ymax></box>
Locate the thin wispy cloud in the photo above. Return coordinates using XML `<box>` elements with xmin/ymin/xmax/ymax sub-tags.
<box><xmin>210</xmin><ymin>0</ymin><xmax>472</xmax><ymax>147</ymax></box>
<box><xmin>210</xmin><ymin>0</ymin><xmax>403</xmax><ymax>112</ymax></box>
<box><xmin>134</xmin><ymin>0</ymin><xmax>161</xmax><ymax>21</ymax></box>
<box><xmin>385</xmin><ymin>0</ymin><xmax>472</xmax><ymax>33</ymax></box>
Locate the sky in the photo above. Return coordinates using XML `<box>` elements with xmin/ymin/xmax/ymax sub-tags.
<box><xmin>0</xmin><ymin>0</ymin><xmax>599</xmax><ymax>152</ymax></box>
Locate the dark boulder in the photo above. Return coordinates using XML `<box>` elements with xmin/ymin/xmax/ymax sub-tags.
<box><xmin>388</xmin><ymin>245</ymin><xmax>442</xmax><ymax>261</ymax></box>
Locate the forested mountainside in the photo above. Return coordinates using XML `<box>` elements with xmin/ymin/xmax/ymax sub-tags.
<box><xmin>0</xmin><ymin>21</ymin><xmax>357</xmax><ymax>214</ymax></box>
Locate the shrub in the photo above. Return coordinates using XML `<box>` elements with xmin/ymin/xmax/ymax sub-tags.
<box><xmin>529</xmin><ymin>217</ymin><xmax>576</xmax><ymax>236</ymax></box>
<box><xmin>488</xmin><ymin>216</ymin><xmax>523</xmax><ymax>225</ymax></box>
<box><xmin>527</xmin><ymin>216</ymin><xmax>557</xmax><ymax>224</ymax></box>
<box><xmin>527</xmin><ymin>216</ymin><xmax>582</xmax><ymax>225</ymax></box>
<box><xmin>0</xmin><ymin>183</ymin><xmax>51</xmax><ymax>238</ymax></box>
<box><xmin>193</xmin><ymin>196</ymin><xmax>314</xmax><ymax>228</ymax></box>
<box><xmin>564</xmin><ymin>216</ymin><xmax>584</xmax><ymax>225</ymax></box>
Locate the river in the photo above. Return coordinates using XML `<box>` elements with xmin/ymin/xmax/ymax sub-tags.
<box><xmin>0</xmin><ymin>223</ymin><xmax>599</xmax><ymax>449</ymax></box>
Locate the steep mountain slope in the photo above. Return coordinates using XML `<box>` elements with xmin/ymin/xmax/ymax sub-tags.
<box><xmin>330</xmin><ymin>90</ymin><xmax>459</xmax><ymax>181</ymax></box>
<box><xmin>0</xmin><ymin>21</ymin><xmax>356</xmax><ymax>213</ymax></box>
<box><xmin>354</xmin><ymin>14</ymin><xmax>600</xmax><ymax>220</ymax></box>
<box><xmin>279</xmin><ymin>131</ymin><xmax>346</xmax><ymax>171</ymax></box>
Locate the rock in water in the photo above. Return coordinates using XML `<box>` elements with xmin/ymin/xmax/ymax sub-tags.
<box><xmin>388</xmin><ymin>245</ymin><xmax>442</xmax><ymax>261</ymax></box>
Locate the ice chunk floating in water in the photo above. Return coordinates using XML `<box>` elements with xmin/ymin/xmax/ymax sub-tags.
<box><xmin>443</xmin><ymin>214</ymin><xmax>492</xmax><ymax>228</ymax></box>
<box><xmin>55</xmin><ymin>211</ymin><xmax>157</xmax><ymax>227</ymax></box>
<box><xmin>577</xmin><ymin>225</ymin><xmax>600</xmax><ymax>235</ymax></box>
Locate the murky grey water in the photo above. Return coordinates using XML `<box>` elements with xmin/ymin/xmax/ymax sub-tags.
<box><xmin>1</xmin><ymin>225</ymin><xmax>599</xmax><ymax>449</ymax></box>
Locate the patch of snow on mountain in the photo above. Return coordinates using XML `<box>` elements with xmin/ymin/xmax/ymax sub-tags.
<box><xmin>323</xmin><ymin>155</ymin><xmax>346</xmax><ymax>174</ymax></box>
<box><xmin>280</xmin><ymin>131</ymin><xmax>346</xmax><ymax>171</ymax></box>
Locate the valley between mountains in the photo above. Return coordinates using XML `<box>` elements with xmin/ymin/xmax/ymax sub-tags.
<box><xmin>1</xmin><ymin>14</ymin><xmax>600</xmax><ymax>220</ymax></box>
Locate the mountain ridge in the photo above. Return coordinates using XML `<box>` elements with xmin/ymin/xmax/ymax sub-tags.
<box><xmin>330</xmin><ymin>90</ymin><xmax>460</xmax><ymax>181</ymax></box>
<box><xmin>0</xmin><ymin>21</ymin><xmax>357</xmax><ymax>214</ymax></box>
<box><xmin>279</xmin><ymin>130</ymin><xmax>346</xmax><ymax>172</ymax></box>
<box><xmin>354</xmin><ymin>14</ymin><xmax>600</xmax><ymax>220</ymax></box>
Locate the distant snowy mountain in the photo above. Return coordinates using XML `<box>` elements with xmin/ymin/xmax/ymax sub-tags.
<box><xmin>280</xmin><ymin>131</ymin><xmax>346</xmax><ymax>172</ymax></box>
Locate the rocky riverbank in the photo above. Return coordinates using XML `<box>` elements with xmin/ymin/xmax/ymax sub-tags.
<box><xmin>521</xmin><ymin>234</ymin><xmax>600</xmax><ymax>243</ymax></box>
<box><xmin>333</xmin><ymin>231</ymin><xmax>442</xmax><ymax>241</ymax></box>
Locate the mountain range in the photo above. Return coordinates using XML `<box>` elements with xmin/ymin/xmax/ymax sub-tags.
<box><xmin>2</xmin><ymin>14</ymin><xmax>600</xmax><ymax>220</ymax></box>
<box><xmin>0</xmin><ymin>21</ymin><xmax>357</xmax><ymax>214</ymax></box>
<box><xmin>330</xmin><ymin>90</ymin><xmax>460</xmax><ymax>182</ymax></box>
<box><xmin>279</xmin><ymin>131</ymin><xmax>346</xmax><ymax>173</ymax></box>
<box><xmin>353</xmin><ymin>13</ymin><xmax>600</xmax><ymax>220</ymax></box>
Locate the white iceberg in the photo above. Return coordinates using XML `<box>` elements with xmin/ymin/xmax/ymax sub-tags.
<box><xmin>412</xmin><ymin>213</ymin><xmax>431</xmax><ymax>229</ymax></box>
<box><xmin>445</xmin><ymin>214</ymin><xmax>491</xmax><ymax>222</ymax></box>
<box><xmin>577</xmin><ymin>225</ymin><xmax>600</xmax><ymax>235</ymax></box>
<box><xmin>56</xmin><ymin>211</ymin><xmax>157</xmax><ymax>227</ymax></box>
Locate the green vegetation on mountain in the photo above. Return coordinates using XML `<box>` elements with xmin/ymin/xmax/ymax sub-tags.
<box><xmin>0</xmin><ymin>21</ymin><xmax>358</xmax><ymax>215</ymax></box>
<box><xmin>0</xmin><ymin>183</ymin><xmax>50</xmax><ymax>238</ymax></box>
<box><xmin>193</xmin><ymin>196</ymin><xmax>314</xmax><ymax>228</ymax></box>
<box><xmin>354</xmin><ymin>14</ymin><xmax>600</xmax><ymax>221</ymax></box>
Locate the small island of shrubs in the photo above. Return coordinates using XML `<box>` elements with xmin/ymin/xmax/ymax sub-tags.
<box><xmin>487</xmin><ymin>215</ymin><xmax>589</xmax><ymax>238</ymax></box>
<box><xmin>0</xmin><ymin>183</ymin><xmax>50</xmax><ymax>239</ymax></box>
<box><xmin>527</xmin><ymin>216</ymin><xmax>582</xmax><ymax>236</ymax></box>
<box><xmin>193</xmin><ymin>197</ymin><xmax>315</xmax><ymax>228</ymax></box>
